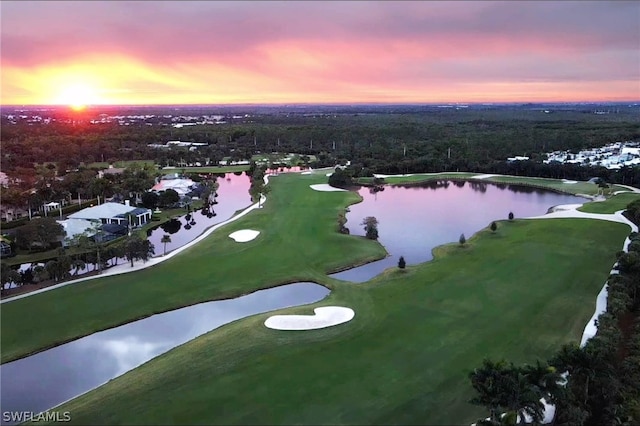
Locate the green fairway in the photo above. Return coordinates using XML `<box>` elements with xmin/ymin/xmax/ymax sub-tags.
<box><xmin>357</xmin><ymin>172</ymin><xmax>478</xmax><ymax>185</ymax></box>
<box><xmin>367</xmin><ymin>173</ymin><xmax>631</xmax><ymax>197</ymax></box>
<box><xmin>481</xmin><ymin>175</ymin><xmax>628</xmax><ymax>196</ymax></box>
<box><xmin>84</xmin><ymin>161</ymin><xmax>251</xmax><ymax>174</ymax></box>
<box><xmin>578</xmin><ymin>192</ymin><xmax>640</xmax><ymax>214</ymax></box>
<box><xmin>52</xmin><ymin>218</ymin><xmax>630</xmax><ymax>425</ymax></box>
<box><xmin>0</xmin><ymin>174</ymin><xmax>385</xmax><ymax>364</ymax></box>
<box><xmin>172</xmin><ymin>165</ymin><xmax>251</xmax><ymax>173</ymax></box>
<box><xmin>86</xmin><ymin>160</ymin><xmax>156</xmax><ymax>169</ymax></box>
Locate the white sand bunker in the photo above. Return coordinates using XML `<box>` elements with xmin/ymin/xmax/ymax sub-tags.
<box><xmin>301</xmin><ymin>171</ymin><xmax>313</xmax><ymax>175</ymax></box>
<box><xmin>265</xmin><ymin>306</ymin><xmax>355</xmax><ymax>330</ymax></box>
<box><xmin>310</xmin><ymin>184</ymin><xmax>347</xmax><ymax>192</ymax></box>
<box><xmin>562</xmin><ymin>179</ymin><xmax>578</xmax><ymax>184</ymax></box>
<box><xmin>471</xmin><ymin>174</ymin><xmax>497</xmax><ymax>180</ymax></box>
<box><xmin>228</xmin><ymin>229</ymin><xmax>260</xmax><ymax>242</ymax></box>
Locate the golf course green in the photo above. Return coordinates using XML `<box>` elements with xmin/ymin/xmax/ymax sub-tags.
<box><xmin>3</xmin><ymin>172</ymin><xmax>633</xmax><ymax>424</ymax></box>
<box><xmin>578</xmin><ymin>192</ymin><xmax>640</xmax><ymax>214</ymax></box>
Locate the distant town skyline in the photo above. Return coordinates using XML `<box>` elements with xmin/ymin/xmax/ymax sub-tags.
<box><xmin>1</xmin><ymin>1</ymin><xmax>639</xmax><ymax>107</ymax></box>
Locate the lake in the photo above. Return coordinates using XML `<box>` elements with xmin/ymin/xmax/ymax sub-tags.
<box><xmin>330</xmin><ymin>180</ymin><xmax>586</xmax><ymax>282</ymax></box>
<box><xmin>146</xmin><ymin>172</ymin><xmax>252</xmax><ymax>256</ymax></box>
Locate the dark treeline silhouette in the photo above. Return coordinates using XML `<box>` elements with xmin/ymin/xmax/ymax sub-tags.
<box><xmin>2</xmin><ymin>107</ymin><xmax>639</xmax><ymax>186</ymax></box>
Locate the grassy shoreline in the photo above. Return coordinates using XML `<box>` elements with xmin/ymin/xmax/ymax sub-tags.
<box><xmin>357</xmin><ymin>172</ymin><xmax>634</xmax><ymax>197</ymax></box>
<box><xmin>578</xmin><ymin>192</ymin><xmax>640</xmax><ymax>214</ymax></box>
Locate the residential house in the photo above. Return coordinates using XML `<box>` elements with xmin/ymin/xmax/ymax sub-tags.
<box><xmin>97</xmin><ymin>165</ymin><xmax>125</xmax><ymax>178</ymax></box>
<box><xmin>60</xmin><ymin>201</ymin><xmax>152</xmax><ymax>245</ymax></box>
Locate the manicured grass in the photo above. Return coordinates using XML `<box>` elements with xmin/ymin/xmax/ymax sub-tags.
<box><xmin>370</xmin><ymin>173</ymin><xmax>629</xmax><ymax>197</ymax></box>
<box><xmin>85</xmin><ymin>161</ymin><xmax>251</xmax><ymax>174</ymax></box>
<box><xmin>172</xmin><ymin>165</ymin><xmax>250</xmax><ymax>173</ymax></box>
<box><xmin>357</xmin><ymin>172</ymin><xmax>478</xmax><ymax>185</ymax></box>
<box><xmin>578</xmin><ymin>192</ymin><xmax>640</xmax><ymax>214</ymax></box>
<box><xmin>85</xmin><ymin>160</ymin><xmax>156</xmax><ymax>169</ymax></box>
<box><xmin>0</xmin><ymin>174</ymin><xmax>385</xmax><ymax>364</ymax></box>
<box><xmin>52</xmin><ymin>218</ymin><xmax>630</xmax><ymax>425</ymax></box>
<box><xmin>482</xmin><ymin>175</ymin><xmax>627</xmax><ymax>196</ymax></box>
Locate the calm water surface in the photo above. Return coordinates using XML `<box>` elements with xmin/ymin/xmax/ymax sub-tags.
<box><xmin>0</xmin><ymin>283</ymin><xmax>329</xmax><ymax>422</ymax></box>
<box><xmin>146</xmin><ymin>172</ymin><xmax>252</xmax><ymax>255</ymax></box>
<box><xmin>331</xmin><ymin>180</ymin><xmax>586</xmax><ymax>282</ymax></box>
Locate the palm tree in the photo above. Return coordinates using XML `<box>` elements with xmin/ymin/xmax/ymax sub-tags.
<box><xmin>470</xmin><ymin>359</ymin><xmax>546</xmax><ymax>425</ymax></box>
<box><xmin>124</xmin><ymin>212</ymin><xmax>137</xmax><ymax>236</ymax></box>
<box><xmin>71</xmin><ymin>258</ymin><xmax>86</xmax><ymax>276</ymax></box>
<box><xmin>523</xmin><ymin>361</ymin><xmax>563</xmax><ymax>406</ymax></box>
<box><xmin>161</xmin><ymin>234</ymin><xmax>171</xmax><ymax>256</ymax></box>
<box><xmin>470</xmin><ymin>359</ymin><xmax>510</xmax><ymax>423</ymax></box>
<box><xmin>503</xmin><ymin>368</ymin><xmax>545</xmax><ymax>423</ymax></box>
<box><xmin>549</xmin><ymin>343</ymin><xmax>597</xmax><ymax>408</ymax></box>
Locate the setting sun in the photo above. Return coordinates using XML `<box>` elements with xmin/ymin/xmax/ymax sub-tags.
<box><xmin>55</xmin><ymin>83</ymin><xmax>101</xmax><ymax>110</ymax></box>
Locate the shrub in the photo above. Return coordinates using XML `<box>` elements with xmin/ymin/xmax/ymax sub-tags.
<box><xmin>361</xmin><ymin>216</ymin><xmax>379</xmax><ymax>240</ymax></box>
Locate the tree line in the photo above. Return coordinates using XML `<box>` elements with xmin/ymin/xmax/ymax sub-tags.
<box><xmin>2</xmin><ymin>108</ymin><xmax>638</xmax><ymax>187</ymax></box>
<box><xmin>1</xmin><ymin>233</ymin><xmax>155</xmax><ymax>295</ymax></box>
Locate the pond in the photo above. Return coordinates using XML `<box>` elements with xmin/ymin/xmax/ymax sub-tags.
<box><xmin>146</xmin><ymin>172</ymin><xmax>252</xmax><ymax>256</ymax></box>
<box><xmin>330</xmin><ymin>180</ymin><xmax>587</xmax><ymax>282</ymax></box>
<box><xmin>0</xmin><ymin>282</ymin><xmax>329</xmax><ymax>423</ymax></box>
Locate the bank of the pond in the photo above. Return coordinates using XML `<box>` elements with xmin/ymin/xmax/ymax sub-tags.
<box><xmin>364</xmin><ymin>172</ymin><xmax>634</xmax><ymax>198</ymax></box>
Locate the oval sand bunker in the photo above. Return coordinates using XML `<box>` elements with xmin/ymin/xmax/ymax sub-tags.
<box><xmin>228</xmin><ymin>229</ymin><xmax>260</xmax><ymax>242</ymax></box>
<box><xmin>310</xmin><ymin>184</ymin><xmax>347</xmax><ymax>192</ymax></box>
<box><xmin>264</xmin><ymin>306</ymin><xmax>355</xmax><ymax>330</ymax></box>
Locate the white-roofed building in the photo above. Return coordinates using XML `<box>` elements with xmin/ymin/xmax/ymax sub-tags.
<box><xmin>68</xmin><ymin>202</ymin><xmax>152</xmax><ymax>227</ymax></box>
<box><xmin>151</xmin><ymin>178</ymin><xmax>196</xmax><ymax>197</ymax></box>
<box><xmin>58</xmin><ymin>219</ymin><xmax>96</xmax><ymax>246</ymax></box>
<box><xmin>61</xmin><ymin>202</ymin><xmax>152</xmax><ymax>245</ymax></box>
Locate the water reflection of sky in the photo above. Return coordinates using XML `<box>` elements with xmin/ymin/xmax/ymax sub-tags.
<box><xmin>0</xmin><ymin>283</ymin><xmax>329</xmax><ymax>421</ymax></box>
<box><xmin>331</xmin><ymin>180</ymin><xmax>586</xmax><ymax>282</ymax></box>
<box><xmin>146</xmin><ymin>173</ymin><xmax>252</xmax><ymax>255</ymax></box>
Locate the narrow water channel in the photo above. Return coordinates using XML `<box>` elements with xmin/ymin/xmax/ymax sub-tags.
<box><xmin>0</xmin><ymin>283</ymin><xmax>329</xmax><ymax>423</ymax></box>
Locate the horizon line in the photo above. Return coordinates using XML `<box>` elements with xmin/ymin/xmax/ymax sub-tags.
<box><xmin>2</xmin><ymin>100</ymin><xmax>639</xmax><ymax>109</ymax></box>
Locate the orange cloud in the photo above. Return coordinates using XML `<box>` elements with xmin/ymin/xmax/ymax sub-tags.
<box><xmin>2</xmin><ymin>1</ymin><xmax>638</xmax><ymax>105</ymax></box>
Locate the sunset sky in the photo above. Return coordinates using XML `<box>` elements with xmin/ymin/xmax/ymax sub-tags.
<box><xmin>1</xmin><ymin>1</ymin><xmax>639</xmax><ymax>106</ymax></box>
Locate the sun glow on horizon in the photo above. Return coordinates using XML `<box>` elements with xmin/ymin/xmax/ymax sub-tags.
<box><xmin>1</xmin><ymin>52</ymin><xmax>637</xmax><ymax>107</ymax></box>
<box><xmin>54</xmin><ymin>83</ymin><xmax>103</xmax><ymax>110</ymax></box>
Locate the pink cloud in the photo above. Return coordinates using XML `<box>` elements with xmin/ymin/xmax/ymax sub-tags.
<box><xmin>1</xmin><ymin>1</ymin><xmax>638</xmax><ymax>104</ymax></box>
